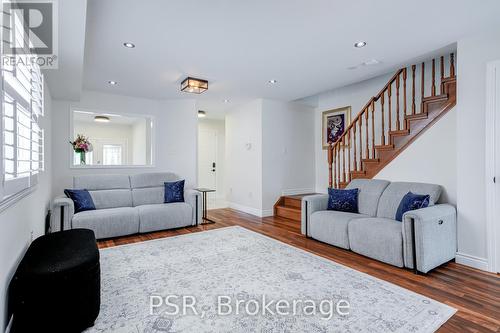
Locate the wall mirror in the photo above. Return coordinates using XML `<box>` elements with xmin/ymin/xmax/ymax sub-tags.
<box><xmin>70</xmin><ymin>109</ymin><xmax>154</xmax><ymax>167</ymax></box>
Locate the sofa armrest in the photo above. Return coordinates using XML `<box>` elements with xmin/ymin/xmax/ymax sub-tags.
<box><xmin>402</xmin><ymin>204</ymin><xmax>457</xmax><ymax>273</ymax></box>
<box><xmin>51</xmin><ymin>196</ymin><xmax>75</xmax><ymax>232</ymax></box>
<box><xmin>301</xmin><ymin>194</ymin><xmax>329</xmax><ymax>236</ymax></box>
<box><xmin>184</xmin><ymin>189</ymin><xmax>202</xmax><ymax>225</ymax></box>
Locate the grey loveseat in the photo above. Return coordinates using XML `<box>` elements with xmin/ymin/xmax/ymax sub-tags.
<box><xmin>301</xmin><ymin>179</ymin><xmax>457</xmax><ymax>273</ymax></box>
<box><xmin>52</xmin><ymin>173</ymin><xmax>201</xmax><ymax>239</ymax></box>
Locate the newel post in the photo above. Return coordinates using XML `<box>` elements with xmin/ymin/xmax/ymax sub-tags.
<box><xmin>328</xmin><ymin>143</ymin><xmax>333</xmax><ymax>188</ymax></box>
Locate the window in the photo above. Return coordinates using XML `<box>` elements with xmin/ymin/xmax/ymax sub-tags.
<box><xmin>1</xmin><ymin>7</ymin><xmax>44</xmax><ymax>203</ymax></box>
<box><xmin>102</xmin><ymin>145</ymin><xmax>123</xmax><ymax>165</ymax></box>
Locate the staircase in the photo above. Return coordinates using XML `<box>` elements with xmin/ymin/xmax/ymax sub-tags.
<box><xmin>328</xmin><ymin>53</ymin><xmax>457</xmax><ymax>188</ymax></box>
<box><xmin>274</xmin><ymin>194</ymin><xmax>315</xmax><ymax>222</ymax></box>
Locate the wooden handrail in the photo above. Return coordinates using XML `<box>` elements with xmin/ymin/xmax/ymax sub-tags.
<box><xmin>328</xmin><ymin>53</ymin><xmax>456</xmax><ymax>188</ymax></box>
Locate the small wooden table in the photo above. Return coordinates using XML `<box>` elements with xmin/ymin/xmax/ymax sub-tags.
<box><xmin>194</xmin><ymin>188</ymin><xmax>216</xmax><ymax>224</ymax></box>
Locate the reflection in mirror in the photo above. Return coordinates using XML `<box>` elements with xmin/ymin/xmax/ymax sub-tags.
<box><xmin>71</xmin><ymin>110</ymin><xmax>153</xmax><ymax>166</ymax></box>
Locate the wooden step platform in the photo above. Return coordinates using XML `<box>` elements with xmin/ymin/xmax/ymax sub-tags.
<box><xmin>273</xmin><ymin>193</ymin><xmax>317</xmax><ymax>222</ymax></box>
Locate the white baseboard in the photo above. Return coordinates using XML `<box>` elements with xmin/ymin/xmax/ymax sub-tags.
<box><xmin>455</xmin><ymin>252</ymin><xmax>489</xmax><ymax>271</ymax></box>
<box><xmin>281</xmin><ymin>188</ymin><xmax>316</xmax><ymax>196</ymax></box>
<box><xmin>227</xmin><ymin>202</ymin><xmax>272</xmax><ymax>218</ymax></box>
<box><xmin>261</xmin><ymin>209</ymin><xmax>274</xmax><ymax>217</ymax></box>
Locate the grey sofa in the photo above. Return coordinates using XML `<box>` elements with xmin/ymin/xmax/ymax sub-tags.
<box><xmin>301</xmin><ymin>179</ymin><xmax>457</xmax><ymax>273</ymax></box>
<box><xmin>52</xmin><ymin>173</ymin><xmax>201</xmax><ymax>239</ymax></box>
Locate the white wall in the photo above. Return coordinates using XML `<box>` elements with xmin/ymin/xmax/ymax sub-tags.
<box><xmin>375</xmin><ymin>110</ymin><xmax>457</xmax><ymax>205</ymax></box>
<box><xmin>455</xmin><ymin>30</ymin><xmax>500</xmax><ymax>270</ymax></box>
<box><xmin>225</xmin><ymin>99</ymin><xmax>315</xmax><ymax>216</ymax></box>
<box><xmin>132</xmin><ymin>120</ymin><xmax>147</xmax><ymax>165</ymax></box>
<box><xmin>0</xmin><ymin>83</ymin><xmax>53</xmax><ymax>330</ymax></box>
<box><xmin>51</xmin><ymin>90</ymin><xmax>198</xmax><ymax>196</ymax></box>
<box><xmin>198</xmin><ymin>118</ymin><xmax>226</xmax><ymax>201</ymax></box>
<box><xmin>304</xmin><ymin>73</ymin><xmax>392</xmax><ymax>192</ymax></box>
<box><xmin>225</xmin><ymin>100</ymin><xmax>263</xmax><ymax>215</ymax></box>
<box><xmin>261</xmin><ymin>99</ymin><xmax>315</xmax><ymax>213</ymax></box>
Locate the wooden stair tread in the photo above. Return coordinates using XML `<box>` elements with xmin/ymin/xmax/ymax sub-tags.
<box><xmin>375</xmin><ymin>144</ymin><xmax>395</xmax><ymax>150</ymax></box>
<box><xmin>389</xmin><ymin>129</ymin><xmax>410</xmax><ymax>136</ymax></box>
<box><xmin>350</xmin><ymin>170</ymin><xmax>366</xmax><ymax>175</ymax></box>
<box><xmin>422</xmin><ymin>94</ymin><xmax>448</xmax><ymax>103</ymax></box>
<box><xmin>275</xmin><ymin>204</ymin><xmax>301</xmax><ymax>222</ymax></box>
<box><xmin>361</xmin><ymin>158</ymin><xmax>380</xmax><ymax>163</ymax></box>
<box><xmin>276</xmin><ymin>204</ymin><xmax>300</xmax><ymax>211</ymax></box>
<box><xmin>405</xmin><ymin>112</ymin><xmax>428</xmax><ymax>120</ymax></box>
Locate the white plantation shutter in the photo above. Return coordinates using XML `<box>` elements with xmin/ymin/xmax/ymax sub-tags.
<box><xmin>1</xmin><ymin>6</ymin><xmax>45</xmax><ymax>202</ymax></box>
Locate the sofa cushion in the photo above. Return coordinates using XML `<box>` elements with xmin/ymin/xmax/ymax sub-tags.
<box><xmin>89</xmin><ymin>189</ymin><xmax>133</xmax><ymax>209</ymax></box>
<box><xmin>346</xmin><ymin>179</ymin><xmax>390</xmax><ymax>216</ymax></box>
<box><xmin>310</xmin><ymin>211</ymin><xmax>368</xmax><ymax>249</ymax></box>
<box><xmin>130</xmin><ymin>172</ymin><xmax>180</xmax><ymax>206</ymax></box>
<box><xmin>164</xmin><ymin>180</ymin><xmax>185</xmax><ymax>203</ymax></box>
<box><xmin>395</xmin><ymin>192</ymin><xmax>430</xmax><ymax>222</ymax></box>
<box><xmin>327</xmin><ymin>188</ymin><xmax>359</xmax><ymax>213</ymax></box>
<box><xmin>72</xmin><ymin>207</ymin><xmax>139</xmax><ymax>239</ymax></box>
<box><xmin>64</xmin><ymin>189</ymin><xmax>95</xmax><ymax>214</ymax></box>
<box><xmin>137</xmin><ymin>203</ymin><xmax>192</xmax><ymax>233</ymax></box>
<box><xmin>348</xmin><ymin>217</ymin><xmax>404</xmax><ymax>267</ymax></box>
<box><xmin>376</xmin><ymin>182</ymin><xmax>442</xmax><ymax>219</ymax></box>
<box><xmin>73</xmin><ymin>174</ymin><xmax>130</xmax><ymax>190</ymax></box>
<box><xmin>130</xmin><ymin>172</ymin><xmax>179</xmax><ymax>189</ymax></box>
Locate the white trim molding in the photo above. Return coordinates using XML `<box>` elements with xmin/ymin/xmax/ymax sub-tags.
<box><xmin>228</xmin><ymin>202</ymin><xmax>273</xmax><ymax>218</ymax></box>
<box><xmin>281</xmin><ymin>188</ymin><xmax>316</xmax><ymax>196</ymax></box>
<box><xmin>455</xmin><ymin>252</ymin><xmax>489</xmax><ymax>271</ymax></box>
<box><xmin>485</xmin><ymin>60</ymin><xmax>500</xmax><ymax>273</ymax></box>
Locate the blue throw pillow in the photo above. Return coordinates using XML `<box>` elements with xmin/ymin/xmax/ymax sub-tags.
<box><xmin>327</xmin><ymin>188</ymin><xmax>359</xmax><ymax>213</ymax></box>
<box><xmin>395</xmin><ymin>191</ymin><xmax>430</xmax><ymax>222</ymax></box>
<box><xmin>164</xmin><ymin>180</ymin><xmax>185</xmax><ymax>203</ymax></box>
<box><xmin>64</xmin><ymin>189</ymin><xmax>96</xmax><ymax>214</ymax></box>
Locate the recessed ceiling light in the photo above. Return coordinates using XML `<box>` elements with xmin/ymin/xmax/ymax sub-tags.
<box><xmin>223</xmin><ymin>99</ymin><xmax>229</xmax><ymax>103</ymax></box>
<box><xmin>108</xmin><ymin>80</ymin><xmax>117</xmax><ymax>85</ymax></box>
<box><xmin>268</xmin><ymin>79</ymin><xmax>278</xmax><ymax>84</ymax></box>
<box><xmin>198</xmin><ymin>110</ymin><xmax>206</xmax><ymax>118</ymax></box>
<box><xmin>94</xmin><ymin>115</ymin><xmax>110</xmax><ymax>123</ymax></box>
<box><xmin>354</xmin><ymin>41</ymin><xmax>367</xmax><ymax>48</ymax></box>
<box><xmin>123</xmin><ymin>42</ymin><xmax>135</xmax><ymax>48</ymax></box>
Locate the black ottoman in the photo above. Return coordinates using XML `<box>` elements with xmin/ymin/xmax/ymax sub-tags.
<box><xmin>10</xmin><ymin>229</ymin><xmax>100</xmax><ymax>333</ymax></box>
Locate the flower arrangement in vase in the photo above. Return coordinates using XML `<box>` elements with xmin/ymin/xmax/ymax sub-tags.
<box><xmin>70</xmin><ymin>134</ymin><xmax>93</xmax><ymax>165</ymax></box>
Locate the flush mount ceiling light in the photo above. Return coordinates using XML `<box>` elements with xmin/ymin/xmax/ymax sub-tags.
<box><xmin>268</xmin><ymin>79</ymin><xmax>278</xmax><ymax>84</ymax></box>
<box><xmin>123</xmin><ymin>42</ymin><xmax>135</xmax><ymax>48</ymax></box>
<box><xmin>223</xmin><ymin>99</ymin><xmax>229</xmax><ymax>103</ymax></box>
<box><xmin>94</xmin><ymin>115</ymin><xmax>110</xmax><ymax>123</ymax></box>
<box><xmin>108</xmin><ymin>80</ymin><xmax>117</xmax><ymax>85</ymax></box>
<box><xmin>180</xmin><ymin>77</ymin><xmax>208</xmax><ymax>94</ymax></box>
<box><xmin>198</xmin><ymin>110</ymin><xmax>206</xmax><ymax>118</ymax></box>
<box><xmin>354</xmin><ymin>41</ymin><xmax>367</xmax><ymax>48</ymax></box>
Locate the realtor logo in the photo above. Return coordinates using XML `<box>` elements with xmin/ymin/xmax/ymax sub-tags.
<box><xmin>1</xmin><ymin>0</ymin><xmax>58</xmax><ymax>68</ymax></box>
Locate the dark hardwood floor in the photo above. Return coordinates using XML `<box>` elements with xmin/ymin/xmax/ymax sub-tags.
<box><xmin>98</xmin><ymin>208</ymin><xmax>500</xmax><ymax>332</ymax></box>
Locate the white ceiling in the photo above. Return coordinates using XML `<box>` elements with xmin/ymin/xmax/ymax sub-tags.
<box><xmin>43</xmin><ymin>0</ymin><xmax>87</xmax><ymax>100</ymax></box>
<box><xmin>47</xmin><ymin>0</ymin><xmax>500</xmax><ymax>118</ymax></box>
<box><xmin>73</xmin><ymin>110</ymin><xmax>145</xmax><ymax>125</ymax></box>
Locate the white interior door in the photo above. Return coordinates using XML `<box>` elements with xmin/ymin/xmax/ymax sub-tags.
<box><xmin>198</xmin><ymin>129</ymin><xmax>217</xmax><ymax>192</ymax></box>
<box><xmin>494</xmin><ymin>62</ymin><xmax>500</xmax><ymax>273</ymax></box>
<box><xmin>486</xmin><ymin>59</ymin><xmax>500</xmax><ymax>273</ymax></box>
